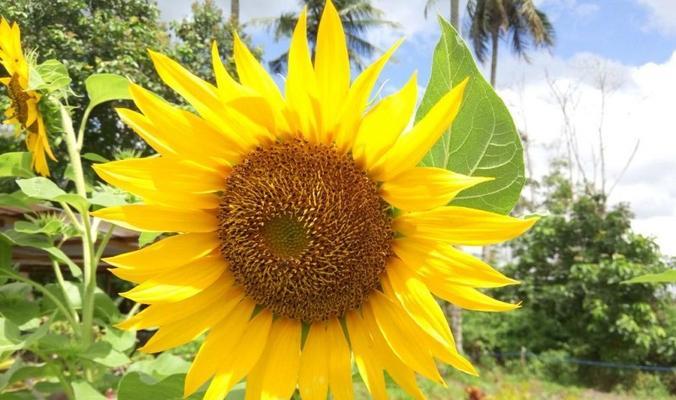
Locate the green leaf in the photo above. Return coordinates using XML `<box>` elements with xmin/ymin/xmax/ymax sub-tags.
<box><xmin>139</xmin><ymin>231</ymin><xmax>162</xmax><ymax>247</ymax></box>
<box><xmin>71</xmin><ymin>380</ymin><xmax>106</xmax><ymax>400</ymax></box>
<box><xmin>82</xmin><ymin>153</ymin><xmax>110</xmax><ymax>163</ymax></box>
<box><xmin>85</xmin><ymin>73</ymin><xmax>132</xmax><ymax>110</ymax></box>
<box><xmin>16</xmin><ymin>177</ymin><xmax>89</xmax><ymax>212</ymax></box>
<box><xmin>29</xmin><ymin>60</ymin><xmax>71</xmax><ymax>92</ymax></box>
<box><xmin>116</xmin><ymin>372</ymin><xmax>226</xmax><ymax>400</ymax></box>
<box><xmin>102</xmin><ymin>328</ymin><xmax>136</xmax><ymax>354</ymax></box>
<box><xmin>0</xmin><ymin>318</ymin><xmax>23</xmax><ymax>355</ymax></box>
<box><xmin>126</xmin><ymin>353</ymin><xmax>190</xmax><ymax>380</ymax></box>
<box><xmin>0</xmin><ymin>192</ymin><xmax>42</xmax><ymax>210</ymax></box>
<box><xmin>79</xmin><ymin>341</ymin><xmax>131</xmax><ymax>368</ymax></box>
<box><xmin>0</xmin><ymin>153</ymin><xmax>34</xmax><ymax>179</ymax></box>
<box><xmin>90</xmin><ymin>191</ymin><xmax>128</xmax><ymax>207</ymax></box>
<box><xmin>44</xmin><ymin>281</ymin><xmax>82</xmax><ymax>310</ymax></box>
<box><xmin>0</xmin><ymin>230</ymin><xmax>82</xmax><ymax>279</ymax></box>
<box><xmin>14</xmin><ymin>220</ymin><xmax>64</xmax><ymax>236</ymax></box>
<box><xmin>0</xmin><ymin>283</ymin><xmax>40</xmax><ymax>326</ymax></box>
<box><xmin>624</xmin><ymin>270</ymin><xmax>676</xmax><ymax>284</ymax></box>
<box><xmin>418</xmin><ymin>19</ymin><xmax>525</xmax><ymax>214</ymax></box>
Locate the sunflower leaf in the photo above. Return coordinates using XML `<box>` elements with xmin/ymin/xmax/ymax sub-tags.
<box><xmin>85</xmin><ymin>73</ymin><xmax>132</xmax><ymax>111</ymax></box>
<box><xmin>0</xmin><ymin>152</ymin><xmax>34</xmax><ymax>179</ymax></box>
<box><xmin>417</xmin><ymin>18</ymin><xmax>525</xmax><ymax>215</ymax></box>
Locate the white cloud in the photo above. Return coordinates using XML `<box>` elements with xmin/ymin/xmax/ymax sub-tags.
<box><xmin>636</xmin><ymin>0</ymin><xmax>676</xmax><ymax>35</ymax></box>
<box><xmin>498</xmin><ymin>51</ymin><xmax>676</xmax><ymax>255</ymax></box>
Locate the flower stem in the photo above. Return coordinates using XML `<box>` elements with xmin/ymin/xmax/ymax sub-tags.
<box><xmin>60</xmin><ymin>105</ymin><xmax>97</xmax><ymax>348</ymax></box>
<box><xmin>51</xmin><ymin>260</ymin><xmax>80</xmax><ymax>326</ymax></box>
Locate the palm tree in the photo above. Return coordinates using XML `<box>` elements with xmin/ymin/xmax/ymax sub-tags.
<box><xmin>262</xmin><ymin>0</ymin><xmax>397</xmax><ymax>73</ymax></box>
<box><xmin>424</xmin><ymin>0</ymin><xmax>461</xmax><ymax>29</ymax></box>
<box><xmin>467</xmin><ymin>0</ymin><xmax>554</xmax><ymax>86</ymax></box>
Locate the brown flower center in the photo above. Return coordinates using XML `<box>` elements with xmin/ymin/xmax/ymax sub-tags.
<box><xmin>6</xmin><ymin>74</ymin><xmax>31</xmax><ymax>127</ymax></box>
<box><xmin>217</xmin><ymin>140</ymin><xmax>392</xmax><ymax>322</ymax></box>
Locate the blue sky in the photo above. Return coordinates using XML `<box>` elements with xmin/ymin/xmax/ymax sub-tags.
<box><xmin>157</xmin><ymin>0</ymin><xmax>676</xmax><ymax>255</ymax></box>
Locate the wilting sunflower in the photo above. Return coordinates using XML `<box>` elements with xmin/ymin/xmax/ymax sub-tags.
<box><xmin>94</xmin><ymin>1</ymin><xmax>536</xmax><ymax>398</ymax></box>
<box><xmin>0</xmin><ymin>18</ymin><xmax>55</xmax><ymax>176</ymax></box>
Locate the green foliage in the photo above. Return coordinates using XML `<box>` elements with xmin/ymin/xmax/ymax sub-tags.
<box><xmin>84</xmin><ymin>73</ymin><xmax>132</xmax><ymax>111</ymax></box>
<box><xmin>419</xmin><ymin>19</ymin><xmax>524</xmax><ymax>214</ymax></box>
<box><xmin>170</xmin><ymin>0</ymin><xmax>255</xmax><ymax>82</ymax></box>
<box><xmin>625</xmin><ymin>270</ymin><xmax>676</xmax><ymax>284</ymax></box>
<box><xmin>464</xmin><ymin>166</ymin><xmax>676</xmax><ymax>391</ymax></box>
<box><xmin>0</xmin><ymin>0</ymin><xmax>171</xmax><ymax>162</ymax></box>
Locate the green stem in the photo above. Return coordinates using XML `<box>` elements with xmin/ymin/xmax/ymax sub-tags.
<box><xmin>60</xmin><ymin>105</ymin><xmax>97</xmax><ymax>348</ymax></box>
<box><xmin>0</xmin><ymin>269</ymin><xmax>79</xmax><ymax>333</ymax></box>
<box><xmin>50</xmin><ymin>260</ymin><xmax>80</xmax><ymax>325</ymax></box>
<box><xmin>76</xmin><ymin>106</ymin><xmax>92</xmax><ymax>152</ymax></box>
<box><xmin>58</xmin><ymin>201</ymin><xmax>83</xmax><ymax>232</ymax></box>
<box><xmin>94</xmin><ymin>224</ymin><xmax>114</xmax><ymax>265</ymax></box>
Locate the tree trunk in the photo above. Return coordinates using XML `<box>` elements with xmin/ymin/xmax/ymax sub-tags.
<box><xmin>490</xmin><ymin>30</ymin><xmax>499</xmax><ymax>87</ymax></box>
<box><xmin>450</xmin><ymin>0</ymin><xmax>460</xmax><ymax>29</ymax></box>
<box><xmin>230</xmin><ymin>0</ymin><xmax>239</xmax><ymax>25</ymax></box>
<box><xmin>450</xmin><ymin>304</ymin><xmax>463</xmax><ymax>353</ymax></box>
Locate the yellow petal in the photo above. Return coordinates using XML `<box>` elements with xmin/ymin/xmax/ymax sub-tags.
<box><xmin>211</xmin><ymin>41</ymin><xmax>253</xmax><ymax>100</ymax></box>
<box><xmin>298</xmin><ymin>323</ymin><xmax>329</xmax><ymax>400</ymax></box>
<box><xmin>120</xmin><ymin>255</ymin><xmax>226</xmax><ymax>304</ymax></box>
<box><xmin>427</xmin><ymin>281</ymin><xmax>520</xmax><ymax>312</ymax></box>
<box><xmin>345</xmin><ymin>311</ymin><xmax>387</xmax><ymax>400</ymax></box>
<box><xmin>244</xmin><ymin>318</ymin><xmax>301</xmax><ymax>400</ymax></box>
<box><xmin>326</xmin><ymin>319</ymin><xmax>354</xmax><ymax>400</ymax></box>
<box><xmin>285</xmin><ymin>7</ymin><xmax>319</xmax><ymax>141</ymax></box>
<box><xmin>394</xmin><ymin>238</ymin><xmax>519</xmax><ymax>288</ymax></box>
<box><xmin>373</xmin><ymin>78</ymin><xmax>469</xmax><ymax>181</ymax></box>
<box><xmin>232</xmin><ymin>33</ymin><xmax>289</xmax><ymax>134</ymax></box>
<box><xmin>91</xmin><ymin>204</ymin><xmax>218</xmax><ymax>233</ymax></box>
<box><xmin>184</xmin><ymin>298</ymin><xmax>256</xmax><ymax>397</ymax></box>
<box><xmin>104</xmin><ymin>232</ymin><xmax>219</xmax><ymax>270</ymax></box>
<box><xmin>314</xmin><ymin>0</ymin><xmax>349</xmax><ymax>134</ymax></box>
<box><xmin>202</xmin><ymin>309</ymin><xmax>273</xmax><ymax>400</ymax></box>
<box><xmin>393</xmin><ymin>206</ymin><xmax>538</xmax><ymax>245</ymax></box>
<box><xmin>128</xmin><ymin>83</ymin><xmax>247</xmax><ymax>162</ymax></box>
<box><xmin>93</xmin><ymin>158</ymin><xmax>224</xmax><ymax>209</ymax></box>
<box><xmin>147</xmin><ymin>50</ymin><xmax>226</xmax><ymax>127</ymax></box>
<box><xmin>333</xmin><ymin>38</ymin><xmax>403</xmax><ymax>152</ymax></box>
<box><xmin>381</xmin><ymin>167</ymin><xmax>493</xmax><ymax>211</ymax></box>
<box><xmin>139</xmin><ymin>289</ymin><xmax>243</xmax><ymax>353</ymax></box>
<box><xmin>385</xmin><ymin>258</ymin><xmax>453</xmax><ymax>347</ymax></box>
<box><xmin>116</xmin><ymin>275</ymin><xmax>236</xmax><ymax>331</ymax></box>
<box><xmin>366</xmin><ymin>295</ymin><xmax>444</xmax><ymax>384</ymax></box>
<box><xmin>360</xmin><ymin>305</ymin><xmax>427</xmax><ymax>400</ymax></box>
<box><xmin>353</xmin><ymin>73</ymin><xmax>418</xmax><ymax>170</ymax></box>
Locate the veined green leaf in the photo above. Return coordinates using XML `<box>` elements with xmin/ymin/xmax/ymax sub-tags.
<box><xmin>85</xmin><ymin>73</ymin><xmax>132</xmax><ymax>110</ymax></box>
<box><xmin>0</xmin><ymin>230</ymin><xmax>81</xmax><ymax>279</ymax></box>
<box><xmin>29</xmin><ymin>60</ymin><xmax>71</xmax><ymax>92</ymax></box>
<box><xmin>418</xmin><ymin>18</ymin><xmax>524</xmax><ymax>214</ymax></box>
<box><xmin>16</xmin><ymin>177</ymin><xmax>88</xmax><ymax>212</ymax></box>
<box><xmin>0</xmin><ymin>153</ymin><xmax>34</xmax><ymax>179</ymax></box>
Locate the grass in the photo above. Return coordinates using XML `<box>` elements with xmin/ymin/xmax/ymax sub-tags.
<box><xmin>350</xmin><ymin>366</ymin><xmax>676</xmax><ymax>400</ymax></box>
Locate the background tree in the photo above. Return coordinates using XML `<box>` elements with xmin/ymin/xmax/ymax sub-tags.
<box><xmin>171</xmin><ymin>0</ymin><xmax>260</xmax><ymax>84</ymax></box>
<box><xmin>467</xmin><ymin>0</ymin><xmax>554</xmax><ymax>86</ymax></box>
<box><xmin>262</xmin><ymin>0</ymin><xmax>397</xmax><ymax>73</ymax></box>
<box><xmin>464</xmin><ymin>163</ymin><xmax>676</xmax><ymax>391</ymax></box>
<box><xmin>425</xmin><ymin>0</ymin><xmax>461</xmax><ymax>29</ymax></box>
<box><xmin>0</xmin><ymin>0</ymin><xmax>172</xmax><ymax>165</ymax></box>
<box><xmin>231</xmin><ymin>0</ymin><xmax>240</xmax><ymax>25</ymax></box>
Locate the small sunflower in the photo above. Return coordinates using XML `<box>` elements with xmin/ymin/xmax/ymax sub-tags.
<box><xmin>0</xmin><ymin>18</ymin><xmax>55</xmax><ymax>176</ymax></box>
<box><xmin>94</xmin><ymin>2</ymin><xmax>536</xmax><ymax>399</ymax></box>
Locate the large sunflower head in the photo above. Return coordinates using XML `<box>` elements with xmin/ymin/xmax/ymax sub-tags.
<box><xmin>94</xmin><ymin>2</ymin><xmax>537</xmax><ymax>399</ymax></box>
<box><xmin>0</xmin><ymin>17</ymin><xmax>56</xmax><ymax>176</ymax></box>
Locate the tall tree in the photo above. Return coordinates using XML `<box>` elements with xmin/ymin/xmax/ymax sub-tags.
<box><xmin>230</xmin><ymin>0</ymin><xmax>240</xmax><ymax>25</ymax></box>
<box><xmin>171</xmin><ymin>0</ymin><xmax>259</xmax><ymax>83</ymax></box>
<box><xmin>467</xmin><ymin>0</ymin><xmax>554</xmax><ymax>86</ymax></box>
<box><xmin>424</xmin><ymin>0</ymin><xmax>461</xmax><ymax>29</ymax></box>
<box><xmin>263</xmin><ymin>0</ymin><xmax>397</xmax><ymax>73</ymax></box>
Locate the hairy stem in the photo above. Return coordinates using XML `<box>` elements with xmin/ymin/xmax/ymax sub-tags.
<box><xmin>61</xmin><ymin>105</ymin><xmax>97</xmax><ymax>348</ymax></box>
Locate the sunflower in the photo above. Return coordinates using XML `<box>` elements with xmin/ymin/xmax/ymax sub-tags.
<box><xmin>0</xmin><ymin>18</ymin><xmax>55</xmax><ymax>176</ymax></box>
<box><xmin>93</xmin><ymin>1</ymin><xmax>536</xmax><ymax>399</ymax></box>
